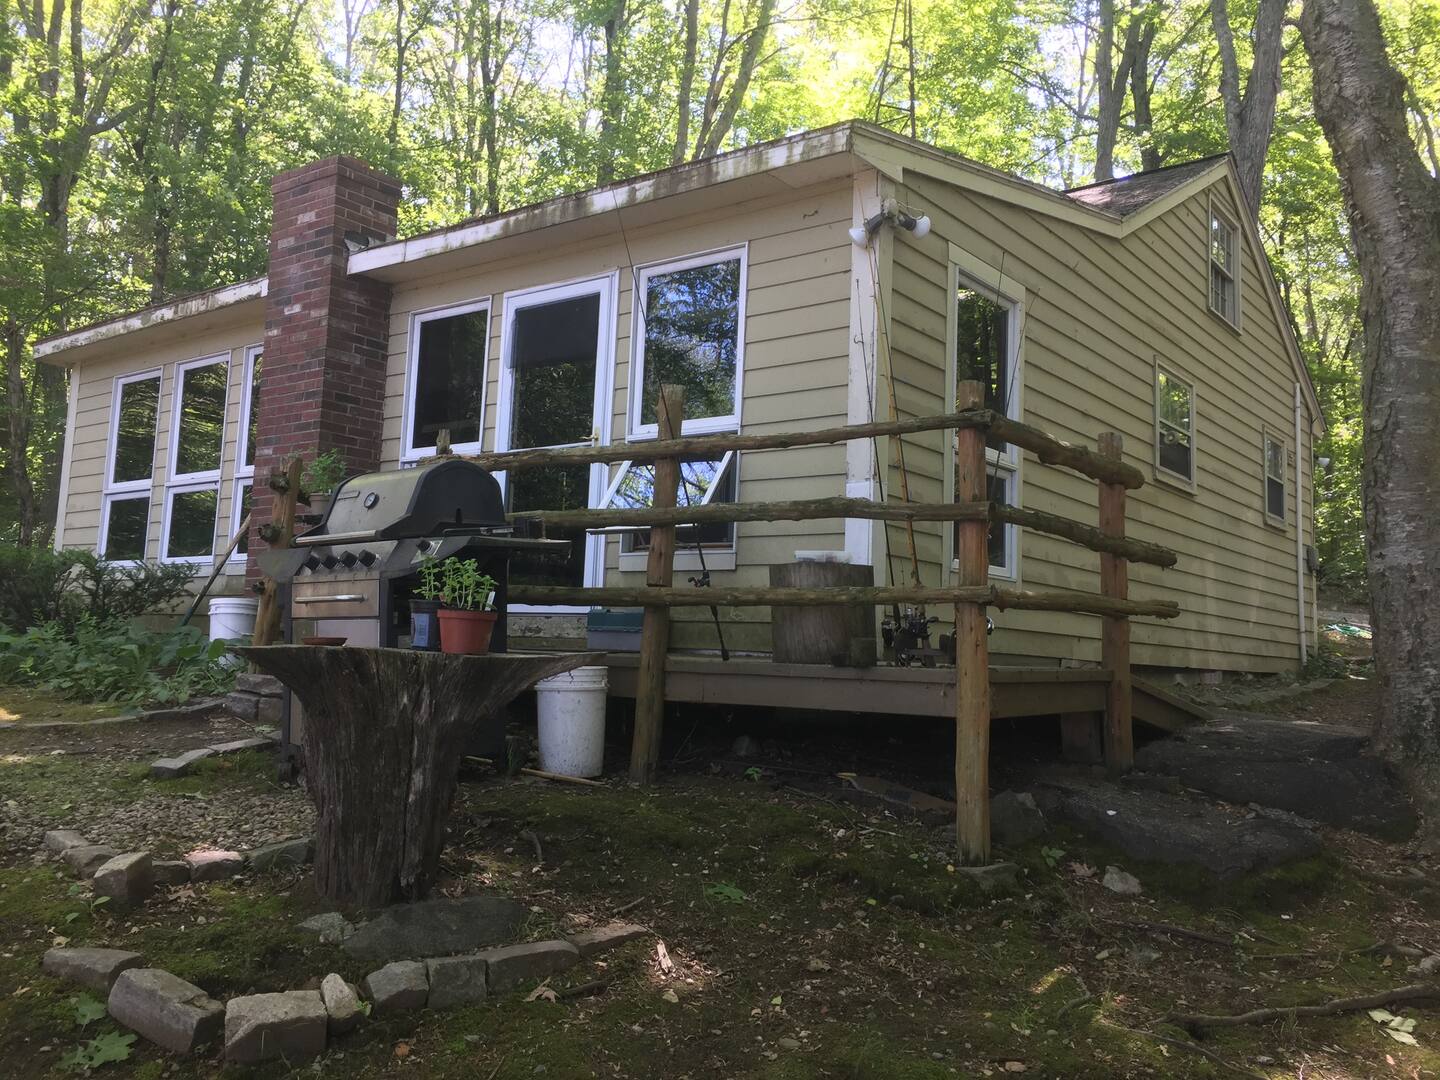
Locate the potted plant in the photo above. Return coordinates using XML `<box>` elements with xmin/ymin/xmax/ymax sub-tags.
<box><xmin>301</xmin><ymin>449</ymin><xmax>347</xmax><ymax>520</ymax></box>
<box><xmin>409</xmin><ymin>556</ymin><xmax>444</xmax><ymax>652</ymax></box>
<box><xmin>435</xmin><ymin>558</ymin><xmax>498</xmax><ymax>655</ymax></box>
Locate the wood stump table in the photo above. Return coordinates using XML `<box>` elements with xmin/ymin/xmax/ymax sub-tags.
<box><xmin>237</xmin><ymin>646</ymin><xmax>602</xmax><ymax>907</ymax></box>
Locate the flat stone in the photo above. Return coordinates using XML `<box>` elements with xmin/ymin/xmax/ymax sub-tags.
<box><xmin>361</xmin><ymin>961</ymin><xmax>428</xmax><ymax>1016</ymax></box>
<box><xmin>320</xmin><ymin>973</ymin><xmax>363</xmax><ymax>1035</ymax></box>
<box><xmin>343</xmin><ymin>896</ymin><xmax>527</xmax><ymax>964</ymax></box>
<box><xmin>150</xmin><ymin>748</ymin><xmax>215</xmax><ymax>780</ymax></box>
<box><xmin>153</xmin><ymin>861</ymin><xmax>191</xmax><ymax>886</ymax></box>
<box><xmin>990</xmin><ymin>791</ymin><xmax>1046</xmax><ymax>846</ymax></box>
<box><xmin>223</xmin><ymin>692</ymin><xmax>259</xmax><ymax>722</ymax></box>
<box><xmin>43</xmin><ymin>829</ymin><xmax>89</xmax><ymax>854</ymax></box>
<box><xmin>566</xmin><ymin>922</ymin><xmax>648</xmax><ymax>958</ymax></box>
<box><xmin>93</xmin><ymin>852</ymin><xmax>155</xmax><ymax>910</ymax></box>
<box><xmin>953</xmin><ymin>862</ymin><xmax>1022</xmax><ymax>894</ymax></box>
<box><xmin>139</xmin><ymin>698</ymin><xmax>224</xmax><ymax>724</ymax></box>
<box><xmin>63</xmin><ymin>844</ymin><xmax>117</xmax><ymax>877</ymax></box>
<box><xmin>478</xmin><ymin>940</ymin><xmax>580</xmax><ymax>992</ymax></box>
<box><xmin>108</xmin><ymin>968</ymin><xmax>224</xmax><ymax>1053</ymax></box>
<box><xmin>298</xmin><ymin>912</ymin><xmax>355</xmax><ymax>944</ymax></box>
<box><xmin>42</xmin><ymin>947</ymin><xmax>143</xmax><ymax>993</ymax></box>
<box><xmin>248</xmin><ymin>838</ymin><xmax>311</xmax><ymax>872</ymax></box>
<box><xmin>210</xmin><ymin>737</ymin><xmax>275</xmax><ymax>756</ymax></box>
<box><xmin>426</xmin><ymin>954</ymin><xmax>489</xmax><ymax>1009</ymax></box>
<box><xmin>256</xmin><ymin>695</ymin><xmax>283</xmax><ymax>725</ymax></box>
<box><xmin>224</xmin><ymin>990</ymin><xmax>327</xmax><ymax>1064</ymax></box>
<box><xmin>185</xmin><ymin>849</ymin><xmax>244</xmax><ymax>882</ymax></box>
<box><xmin>1102</xmin><ymin>866</ymin><xmax>1143</xmax><ymax>895</ymax></box>
<box><xmin>236</xmin><ymin>673</ymin><xmax>284</xmax><ymax>696</ymax></box>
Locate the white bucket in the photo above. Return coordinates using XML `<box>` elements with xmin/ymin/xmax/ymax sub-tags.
<box><xmin>536</xmin><ymin>665</ymin><xmax>609</xmax><ymax>778</ymax></box>
<box><xmin>208</xmin><ymin>596</ymin><xmax>259</xmax><ymax>668</ymax></box>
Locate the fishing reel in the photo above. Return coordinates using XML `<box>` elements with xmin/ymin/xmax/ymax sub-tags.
<box><xmin>883</xmin><ymin>607</ymin><xmax>994</xmax><ymax>667</ymax></box>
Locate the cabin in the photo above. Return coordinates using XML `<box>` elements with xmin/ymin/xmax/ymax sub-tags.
<box><xmin>37</xmin><ymin>121</ymin><xmax>1322</xmax><ymax>686</ymax></box>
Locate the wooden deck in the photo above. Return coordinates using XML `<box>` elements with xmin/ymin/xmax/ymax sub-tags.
<box><xmin>600</xmin><ymin>654</ymin><xmax>1205</xmax><ymax>732</ymax></box>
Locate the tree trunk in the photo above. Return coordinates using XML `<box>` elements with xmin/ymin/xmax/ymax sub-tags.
<box><xmin>595</xmin><ymin>0</ymin><xmax>627</xmax><ymax>184</ymax></box>
<box><xmin>1212</xmin><ymin>0</ymin><xmax>1286</xmax><ymax>216</ymax></box>
<box><xmin>1299</xmin><ymin>0</ymin><xmax>1440</xmax><ymax>823</ymax></box>
<box><xmin>238</xmin><ymin>646</ymin><xmax>602</xmax><ymax>907</ymax></box>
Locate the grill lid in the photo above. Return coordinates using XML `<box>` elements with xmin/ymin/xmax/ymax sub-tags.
<box><xmin>300</xmin><ymin>459</ymin><xmax>508</xmax><ymax>544</ymax></box>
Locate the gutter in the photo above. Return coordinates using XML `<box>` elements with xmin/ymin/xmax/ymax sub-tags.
<box><xmin>1295</xmin><ymin>382</ymin><xmax>1307</xmax><ymax>666</ymax></box>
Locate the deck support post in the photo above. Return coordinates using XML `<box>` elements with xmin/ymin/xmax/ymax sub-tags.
<box><xmin>1059</xmin><ymin>711</ymin><xmax>1105</xmax><ymax>763</ymax></box>
<box><xmin>1097</xmin><ymin>432</ymin><xmax>1133</xmax><ymax>773</ymax></box>
<box><xmin>630</xmin><ymin>385</ymin><xmax>684</xmax><ymax>784</ymax></box>
<box><xmin>252</xmin><ymin>455</ymin><xmax>302</xmax><ymax>650</ymax></box>
<box><xmin>953</xmin><ymin>380</ymin><xmax>991</xmax><ymax>864</ymax></box>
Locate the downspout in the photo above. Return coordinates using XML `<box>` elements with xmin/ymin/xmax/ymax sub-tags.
<box><xmin>1294</xmin><ymin>382</ymin><xmax>1307</xmax><ymax>667</ymax></box>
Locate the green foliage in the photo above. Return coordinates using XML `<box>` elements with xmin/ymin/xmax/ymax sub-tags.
<box><xmin>416</xmin><ymin>554</ymin><xmax>445</xmax><ymax>602</ymax></box>
<box><xmin>438</xmin><ymin>558</ymin><xmax>497</xmax><ymax>612</ymax></box>
<box><xmin>0</xmin><ymin>544</ymin><xmax>195</xmax><ymax>633</ymax></box>
<box><xmin>0</xmin><ymin>544</ymin><xmax>81</xmax><ymax>631</ymax></box>
<box><xmin>69</xmin><ymin>994</ymin><xmax>107</xmax><ymax>1029</ymax></box>
<box><xmin>59</xmin><ymin>1031</ymin><xmax>135</xmax><ymax>1072</ymax></box>
<box><xmin>301</xmin><ymin>449</ymin><xmax>348</xmax><ymax>496</ymax></box>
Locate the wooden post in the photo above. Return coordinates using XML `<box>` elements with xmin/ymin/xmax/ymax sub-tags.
<box><xmin>630</xmin><ymin>385</ymin><xmax>684</xmax><ymax>784</ymax></box>
<box><xmin>953</xmin><ymin>380</ymin><xmax>991</xmax><ymax>864</ymax></box>
<box><xmin>1059</xmin><ymin>712</ymin><xmax>1105</xmax><ymax>763</ymax></box>
<box><xmin>1097</xmin><ymin>432</ymin><xmax>1133</xmax><ymax>773</ymax></box>
<box><xmin>252</xmin><ymin>456</ymin><xmax>303</xmax><ymax>650</ymax></box>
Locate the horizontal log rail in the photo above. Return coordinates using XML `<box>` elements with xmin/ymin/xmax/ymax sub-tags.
<box><xmin>507</xmin><ymin>584</ymin><xmax>1180</xmax><ymax>620</ymax></box>
<box><xmin>991</xmin><ymin>505</ymin><xmax>1176</xmax><ymax>567</ymax></box>
<box><xmin>987</xmin><ymin>417</ymin><xmax>1144</xmax><ymax>489</ymax></box>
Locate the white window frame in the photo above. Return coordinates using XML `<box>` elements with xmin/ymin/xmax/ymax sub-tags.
<box><xmin>163</xmin><ymin>353</ymin><xmax>229</xmax><ymax>564</ymax></box>
<box><xmin>627</xmin><ymin>245</ymin><xmax>747</xmax><ymax>440</ymax></box>
<box><xmin>229</xmin><ymin>344</ymin><xmax>262</xmax><ymax>563</ymax></box>
<box><xmin>161</xmin><ymin>480</ymin><xmax>223</xmax><ymax>564</ymax></box>
<box><xmin>945</xmin><ymin>247</ymin><xmax>1024</xmax><ymax>582</ymax></box>
<box><xmin>228</xmin><ymin>478</ymin><xmax>253</xmax><ymax>564</ymax></box>
<box><xmin>601</xmin><ymin>452</ymin><xmax>740</xmax><ymax>573</ymax></box>
<box><xmin>401</xmin><ymin>297</ymin><xmax>492</xmax><ymax>464</ymax></box>
<box><xmin>1263</xmin><ymin>429</ymin><xmax>1287</xmax><ymax>527</ymax></box>
<box><xmin>99</xmin><ymin>368</ymin><xmax>163</xmax><ymax>563</ymax></box>
<box><xmin>1153</xmin><ymin>362</ymin><xmax>1197</xmax><ymax>491</ymax></box>
<box><xmin>1208</xmin><ymin>199</ymin><xmax>1242</xmax><ymax>330</ymax></box>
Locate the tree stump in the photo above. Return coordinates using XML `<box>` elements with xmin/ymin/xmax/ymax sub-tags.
<box><xmin>236</xmin><ymin>646</ymin><xmax>602</xmax><ymax>908</ymax></box>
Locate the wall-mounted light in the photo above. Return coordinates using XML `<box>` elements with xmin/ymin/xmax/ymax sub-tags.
<box><xmin>849</xmin><ymin>199</ymin><xmax>932</xmax><ymax>246</ymax></box>
<box><xmin>1317</xmin><ymin>456</ymin><xmax>1331</xmax><ymax>469</ymax></box>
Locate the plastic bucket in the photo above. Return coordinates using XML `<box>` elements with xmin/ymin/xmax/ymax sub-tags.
<box><xmin>535</xmin><ymin>666</ymin><xmax>609</xmax><ymax>778</ymax></box>
<box><xmin>208</xmin><ymin>596</ymin><xmax>259</xmax><ymax>668</ymax></box>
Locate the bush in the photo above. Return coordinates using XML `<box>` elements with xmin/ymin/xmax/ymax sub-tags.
<box><xmin>0</xmin><ymin>545</ymin><xmax>81</xmax><ymax>631</ymax></box>
<box><xmin>0</xmin><ymin>543</ymin><xmax>196</xmax><ymax>632</ymax></box>
<box><xmin>64</xmin><ymin>552</ymin><xmax>196</xmax><ymax>624</ymax></box>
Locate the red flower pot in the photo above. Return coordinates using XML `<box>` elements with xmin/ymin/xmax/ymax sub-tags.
<box><xmin>437</xmin><ymin>609</ymin><xmax>498</xmax><ymax>655</ymax></box>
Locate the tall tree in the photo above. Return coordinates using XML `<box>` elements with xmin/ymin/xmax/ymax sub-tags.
<box><xmin>1211</xmin><ymin>0</ymin><xmax>1286</xmax><ymax>215</ymax></box>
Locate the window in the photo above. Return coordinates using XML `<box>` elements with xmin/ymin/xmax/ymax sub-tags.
<box><xmin>231</xmin><ymin>480</ymin><xmax>253</xmax><ymax>559</ymax></box>
<box><xmin>404</xmin><ymin>301</ymin><xmax>490</xmax><ymax>459</ymax></box>
<box><xmin>630</xmin><ymin>249</ymin><xmax>745</xmax><ymax>437</ymax></box>
<box><xmin>100</xmin><ymin>370</ymin><xmax>161</xmax><ymax>562</ymax></box>
<box><xmin>1264</xmin><ymin>432</ymin><xmax>1286</xmax><ymax>524</ymax></box>
<box><xmin>1209</xmin><ymin>207</ymin><xmax>1240</xmax><ymax>327</ymax></box>
<box><xmin>163</xmin><ymin>355</ymin><xmax>228</xmax><ymax>561</ymax></box>
<box><xmin>600</xmin><ymin>453</ymin><xmax>738</xmax><ymax>554</ymax></box>
<box><xmin>231</xmin><ymin>346</ymin><xmax>261</xmax><ymax>561</ymax></box>
<box><xmin>1155</xmin><ymin>366</ymin><xmax>1195</xmax><ymax>485</ymax></box>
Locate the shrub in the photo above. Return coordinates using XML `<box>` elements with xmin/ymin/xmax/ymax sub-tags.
<box><xmin>0</xmin><ymin>544</ymin><xmax>82</xmax><ymax>631</ymax></box>
<box><xmin>0</xmin><ymin>543</ymin><xmax>196</xmax><ymax>632</ymax></box>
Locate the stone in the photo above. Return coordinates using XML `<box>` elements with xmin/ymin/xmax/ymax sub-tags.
<box><xmin>93</xmin><ymin>852</ymin><xmax>155</xmax><ymax>910</ymax></box>
<box><xmin>361</xmin><ymin>961</ymin><xmax>428</xmax><ymax>1016</ymax></box>
<box><xmin>343</xmin><ymin>896</ymin><xmax>526</xmax><ymax>964</ymax></box>
<box><xmin>236</xmin><ymin>672</ymin><xmax>284</xmax><ymax>696</ymax></box>
<box><xmin>778</xmin><ymin>1037</ymin><xmax>801</xmax><ymax>1051</ymax></box>
<box><xmin>150</xmin><ymin>748</ymin><xmax>216</xmax><ymax>780</ymax></box>
<box><xmin>425</xmin><ymin>954</ymin><xmax>489</xmax><ymax>1009</ymax></box>
<box><xmin>107</xmin><ymin>968</ymin><xmax>224</xmax><ymax>1053</ymax></box>
<box><xmin>1127</xmin><ymin>946</ymin><xmax>1162</xmax><ymax>968</ymax></box>
<box><xmin>566</xmin><ymin>922</ymin><xmax>648</xmax><ymax>958</ymax></box>
<box><xmin>248</xmin><ymin>838</ymin><xmax>312</xmax><ymax>872</ymax></box>
<box><xmin>478</xmin><ymin>940</ymin><xmax>580</xmax><ymax>992</ymax></box>
<box><xmin>185</xmin><ymin>849</ymin><xmax>244</xmax><ymax>882</ymax></box>
<box><xmin>223</xmin><ymin>692</ymin><xmax>260</xmax><ymax>722</ymax></box>
<box><xmin>63</xmin><ymin>844</ymin><xmax>117</xmax><ymax>877</ymax></box>
<box><xmin>255</xmin><ymin>695</ymin><xmax>284</xmax><ymax>725</ymax></box>
<box><xmin>43</xmin><ymin>829</ymin><xmax>89</xmax><ymax>854</ymax></box>
<box><xmin>298</xmin><ymin>912</ymin><xmax>355</xmax><ymax>944</ymax></box>
<box><xmin>953</xmin><ymin>862</ymin><xmax>1022</xmax><ymax>894</ymax></box>
<box><xmin>224</xmin><ymin>990</ymin><xmax>328</xmax><ymax>1064</ymax></box>
<box><xmin>210</xmin><ymin>737</ymin><xmax>275</xmax><ymax>755</ymax></box>
<box><xmin>990</xmin><ymin>791</ymin><xmax>1046</xmax><ymax>846</ymax></box>
<box><xmin>42</xmin><ymin>947</ymin><xmax>143</xmax><ymax>993</ymax></box>
<box><xmin>1102</xmin><ymin>866</ymin><xmax>1142</xmax><ymax>896</ymax></box>
<box><xmin>153</xmin><ymin>861</ymin><xmax>191</xmax><ymax>886</ymax></box>
<box><xmin>320</xmin><ymin>973</ymin><xmax>363</xmax><ymax>1035</ymax></box>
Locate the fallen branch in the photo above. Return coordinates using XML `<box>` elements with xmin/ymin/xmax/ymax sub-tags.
<box><xmin>1120</xmin><ymin>919</ymin><xmax>1234</xmax><ymax>947</ymax></box>
<box><xmin>1121</xmin><ymin>1028</ymin><xmax>1267</xmax><ymax>1080</ymax></box>
<box><xmin>1169</xmin><ymin>981</ymin><xmax>1440</xmax><ymax>1031</ymax></box>
<box><xmin>557</xmin><ymin>979</ymin><xmax>609</xmax><ymax>1000</ymax></box>
<box><xmin>613</xmin><ymin>897</ymin><xmax>644</xmax><ymax>916</ymax></box>
<box><xmin>519</xmin><ymin>829</ymin><xmax>544</xmax><ymax>864</ymax></box>
<box><xmin>1056</xmin><ymin>993</ymin><xmax>1095</xmax><ymax>1020</ymax></box>
<box><xmin>1252</xmin><ymin>939</ymin><xmax>1428</xmax><ymax>963</ymax></box>
<box><xmin>464</xmin><ymin>756</ymin><xmax>606</xmax><ymax>788</ymax></box>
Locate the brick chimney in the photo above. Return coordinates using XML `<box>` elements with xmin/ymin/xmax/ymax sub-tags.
<box><xmin>249</xmin><ymin>156</ymin><xmax>401</xmax><ymax>572</ymax></box>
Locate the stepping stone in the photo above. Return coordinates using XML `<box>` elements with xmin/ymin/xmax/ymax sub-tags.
<box><xmin>248</xmin><ymin>837</ymin><xmax>311</xmax><ymax>872</ymax></box>
<box><xmin>223</xmin><ymin>692</ymin><xmax>259</xmax><ymax>723</ymax></box>
<box><xmin>361</xmin><ymin>961</ymin><xmax>428</xmax><ymax>1016</ymax></box>
<box><xmin>990</xmin><ymin>791</ymin><xmax>1046</xmax><ymax>846</ymax></box>
<box><xmin>236</xmin><ymin>673</ymin><xmax>284</xmax><ymax>695</ymax></box>
<box><xmin>43</xmin><ymin>829</ymin><xmax>89</xmax><ymax>854</ymax></box>
<box><xmin>42</xmin><ymin>947</ymin><xmax>143</xmax><ymax>993</ymax></box>
<box><xmin>256</xmin><ymin>695</ymin><xmax>283</xmax><ymax>725</ymax></box>
<box><xmin>153</xmin><ymin>861</ymin><xmax>191</xmax><ymax>886</ymax></box>
<box><xmin>953</xmin><ymin>862</ymin><xmax>1021</xmax><ymax>894</ymax></box>
<box><xmin>343</xmin><ymin>896</ymin><xmax>526</xmax><ymax>964</ymax></box>
<box><xmin>224</xmin><ymin>990</ymin><xmax>327</xmax><ymax>1064</ymax></box>
<box><xmin>477</xmin><ymin>940</ymin><xmax>580</xmax><ymax>992</ymax></box>
<box><xmin>108</xmin><ymin>968</ymin><xmax>224</xmax><ymax>1053</ymax></box>
<box><xmin>566</xmin><ymin>922</ymin><xmax>648</xmax><ymax>958</ymax></box>
<box><xmin>150</xmin><ymin>748</ymin><xmax>215</xmax><ymax>780</ymax></box>
<box><xmin>63</xmin><ymin>845</ymin><xmax>117</xmax><ymax>878</ymax></box>
<box><xmin>209</xmin><ymin>737</ymin><xmax>275</xmax><ymax>756</ymax></box>
<box><xmin>185</xmin><ymin>850</ymin><xmax>244</xmax><ymax>882</ymax></box>
<box><xmin>93</xmin><ymin>852</ymin><xmax>155</xmax><ymax>910</ymax></box>
<box><xmin>425</xmin><ymin>954</ymin><xmax>488</xmax><ymax>1009</ymax></box>
<box><xmin>298</xmin><ymin>912</ymin><xmax>355</xmax><ymax>944</ymax></box>
<box><xmin>320</xmin><ymin>974</ymin><xmax>363</xmax><ymax>1036</ymax></box>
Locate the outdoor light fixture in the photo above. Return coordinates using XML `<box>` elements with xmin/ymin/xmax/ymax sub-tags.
<box><xmin>849</xmin><ymin>199</ymin><xmax>932</xmax><ymax>246</ymax></box>
<box><xmin>1318</xmin><ymin>456</ymin><xmax>1331</xmax><ymax>469</ymax></box>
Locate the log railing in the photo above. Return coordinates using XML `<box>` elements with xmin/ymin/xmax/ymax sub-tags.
<box><xmin>468</xmin><ymin>381</ymin><xmax>1178</xmax><ymax>863</ymax></box>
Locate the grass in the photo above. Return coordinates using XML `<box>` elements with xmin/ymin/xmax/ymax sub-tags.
<box><xmin>0</xmin><ymin>687</ymin><xmax>129</xmax><ymax>725</ymax></box>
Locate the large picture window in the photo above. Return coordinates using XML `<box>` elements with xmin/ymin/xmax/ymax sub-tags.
<box><xmin>1155</xmin><ymin>366</ymin><xmax>1195</xmax><ymax>485</ymax></box>
<box><xmin>404</xmin><ymin>301</ymin><xmax>490</xmax><ymax>459</ymax></box>
<box><xmin>100</xmin><ymin>370</ymin><xmax>161</xmax><ymax>562</ymax></box>
<box><xmin>630</xmin><ymin>249</ymin><xmax>745</xmax><ymax>437</ymax></box>
<box><xmin>163</xmin><ymin>354</ymin><xmax>228</xmax><ymax>562</ymax></box>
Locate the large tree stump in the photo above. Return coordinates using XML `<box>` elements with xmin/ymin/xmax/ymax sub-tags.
<box><xmin>237</xmin><ymin>646</ymin><xmax>602</xmax><ymax>908</ymax></box>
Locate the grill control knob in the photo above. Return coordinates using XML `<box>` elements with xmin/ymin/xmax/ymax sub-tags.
<box><xmin>358</xmin><ymin>550</ymin><xmax>377</xmax><ymax>567</ymax></box>
<box><xmin>417</xmin><ymin>539</ymin><xmax>432</xmax><ymax>553</ymax></box>
<box><xmin>322</xmin><ymin>554</ymin><xmax>339</xmax><ymax>569</ymax></box>
<box><xmin>340</xmin><ymin>551</ymin><xmax>358</xmax><ymax>568</ymax></box>
<box><xmin>304</xmin><ymin>555</ymin><xmax>321</xmax><ymax>572</ymax></box>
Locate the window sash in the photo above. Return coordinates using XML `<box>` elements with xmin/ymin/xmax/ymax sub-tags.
<box><xmin>161</xmin><ymin>481</ymin><xmax>221</xmax><ymax>563</ymax></box>
<box><xmin>106</xmin><ymin>370</ymin><xmax>162</xmax><ymax>494</ymax></box>
<box><xmin>1209</xmin><ymin>210</ymin><xmax>1240</xmax><ymax>326</ymax></box>
<box><xmin>952</xmin><ymin>461</ymin><xmax>1016</xmax><ymax>578</ymax></box>
<box><xmin>236</xmin><ymin>345</ymin><xmax>262</xmax><ymax>478</ymax></box>
<box><xmin>229</xmin><ymin>478</ymin><xmax>253</xmax><ymax>561</ymax></box>
<box><xmin>403</xmin><ymin>299</ymin><xmax>491</xmax><ymax>460</ymax></box>
<box><xmin>955</xmin><ymin>279</ymin><xmax>1020</xmax><ymax>461</ymax></box>
<box><xmin>601</xmin><ymin>453</ymin><xmax>739</xmax><ymax>553</ymax></box>
<box><xmin>1155</xmin><ymin>368</ymin><xmax>1195</xmax><ymax>483</ymax></box>
<box><xmin>168</xmin><ymin>356</ymin><xmax>229</xmax><ymax>483</ymax></box>
<box><xmin>1264</xmin><ymin>436</ymin><xmax>1286</xmax><ymax>521</ymax></box>
<box><xmin>99</xmin><ymin>492</ymin><xmax>151</xmax><ymax>563</ymax></box>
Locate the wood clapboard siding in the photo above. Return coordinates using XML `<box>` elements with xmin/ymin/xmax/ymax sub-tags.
<box><xmin>885</xmin><ymin>168</ymin><xmax>1315</xmax><ymax>672</ymax></box>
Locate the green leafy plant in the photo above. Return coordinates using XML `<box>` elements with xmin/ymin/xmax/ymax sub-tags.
<box><xmin>70</xmin><ymin>994</ymin><xmax>107</xmax><ymax>1028</ymax></box>
<box><xmin>0</xmin><ymin>544</ymin><xmax>194</xmax><ymax>633</ymax></box>
<box><xmin>415</xmin><ymin>554</ymin><xmax>444</xmax><ymax>602</ymax></box>
<box><xmin>1040</xmin><ymin>846</ymin><xmax>1066</xmax><ymax>869</ymax></box>
<box><xmin>743</xmin><ymin>766</ymin><xmax>762</xmax><ymax>782</ymax></box>
<box><xmin>704</xmin><ymin>882</ymin><xmax>747</xmax><ymax>904</ymax></box>
<box><xmin>60</xmin><ymin>1031</ymin><xmax>135</xmax><ymax>1072</ymax></box>
<box><xmin>0</xmin><ymin>543</ymin><xmax>81</xmax><ymax>631</ymax></box>
<box><xmin>301</xmin><ymin>449</ymin><xmax>347</xmax><ymax>497</ymax></box>
<box><xmin>438</xmin><ymin>558</ymin><xmax>496</xmax><ymax>612</ymax></box>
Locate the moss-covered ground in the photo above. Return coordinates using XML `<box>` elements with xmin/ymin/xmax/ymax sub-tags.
<box><xmin>2</xmin><ymin>680</ymin><xmax>1438</xmax><ymax>1078</ymax></box>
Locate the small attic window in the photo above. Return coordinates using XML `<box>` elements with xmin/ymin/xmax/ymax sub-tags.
<box><xmin>1209</xmin><ymin>206</ymin><xmax>1241</xmax><ymax>329</ymax></box>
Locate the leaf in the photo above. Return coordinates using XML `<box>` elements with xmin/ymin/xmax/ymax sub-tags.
<box><xmin>1385</xmin><ymin>1029</ymin><xmax>1419</xmax><ymax>1045</ymax></box>
<box><xmin>61</xmin><ymin>1031</ymin><xmax>135</xmax><ymax>1071</ymax></box>
<box><xmin>63</xmin><ymin>912</ymin><xmax>80</xmax><ymax>924</ymax></box>
<box><xmin>1370</xmin><ymin>1009</ymin><xmax>1397</xmax><ymax>1022</ymax></box>
<box><xmin>771</xmin><ymin>995</ymin><xmax>783</xmax><ymax>1006</ymax></box>
<box><xmin>1388</xmin><ymin>1017</ymin><xmax>1417</xmax><ymax>1034</ymax></box>
<box><xmin>70</xmin><ymin>994</ymin><xmax>107</xmax><ymax>1028</ymax></box>
<box><xmin>704</xmin><ymin>882</ymin><xmax>746</xmax><ymax>904</ymax></box>
<box><xmin>525</xmin><ymin>984</ymin><xmax>558</xmax><ymax>1002</ymax></box>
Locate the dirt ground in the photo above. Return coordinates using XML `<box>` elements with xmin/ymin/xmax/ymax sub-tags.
<box><xmin>2</xmin><ymin>675</ymin><xmax>1439</xmax><ymax>1079</ymax></box>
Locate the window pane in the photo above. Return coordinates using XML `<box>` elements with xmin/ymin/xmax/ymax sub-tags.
<box><xmin>411</xmin><ymin>310</ymin><xmax>487</xmax><ymax>450</ymax></box>
<box><xmin>953</xmin><ymin>471</ymin><xmax>1011</xmax><ymax>571</ymax></box>
<box><xmin>640</xmin><ymin>258</ymin><xmax>741</xmax><ymax>426</ymax></box>
<box><xmin>1210</xmin><ymin>216</ymin><xmax>1233</xmax><ymax>274</ymax></box>
<box><xmin>1158</xmin><ymin>423</ymin><xmax>1192</xmax><ymax>479</ymax></box>
<box><xmin>1265</xmin><ymin>438</ymin><xmax>1285</xmax><ymax>480</ymax></box>
<box><xmin>955</xmin><ymin>288</ymin><xmax>1010</xmax><ymax>452</ymax></box>
<box><xmin>112</xmin><ymin>376</ymin><xmax>159</xmax><ymax>484</ymax></box>
<box><xmin>510</xmin><ymin>295</ymin><xmax>599</xmax><ymax>449</ymax></box>
<box><xmin>623</xmin><ymin>458</ymin><xmax>737</xmax><ymax>550</ymax></box>
<box><xmin>1267</xmin><ymin>476</ymin><xmax>1285</xmax><ymax>520</ymax></box>
<box><xmin>167</xmin><ymin>488</ymin><xmax>217</xmax><ymax>558</ymax></box>
<box><xmin>1157</xmin><ymin>371</ymin><xmax>1191</xmax><ymax>429</ymax></box>
<box><xmin>245</xmin><ymin>352</ymin><xmax>262</xmax><ymax>467</ymax></box>
<box><xmin>234</xmin><ymin>483</ymin><xmax>253</xmax><ymax>555</ymax></box>
<box><xmin>103</xmin><ymin>498</ymin><xmax>149</xmax><ymax>561</ymax></box>
<box><xmin>174</xmin><ymin>362</ymin><xmax>227</xmax><ymax>476</ymax></box>
<box><xmin>507</xmin><ymin>464</ymin><xmax>589</xmax><ymax>589</ymax></box>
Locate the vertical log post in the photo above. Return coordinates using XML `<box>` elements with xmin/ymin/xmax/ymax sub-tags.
<box><xmin>630</xmin><ymin>385</ymin><xmax>684</xmax><ymax>784</ymax></box>
<box><xmin>953</xmin><ymin>380</ymin><xmax>991</xmax><ymax>864</ymax></box>
<box><xmin>1097</xmin><ymin>432</ymin><xmax>1133</xmax><ymax>773</ymax></box>
<box><xmin>252</xmin><ymin>456</ymin><xmax>303</xmax><ymax>650</ymax></box>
